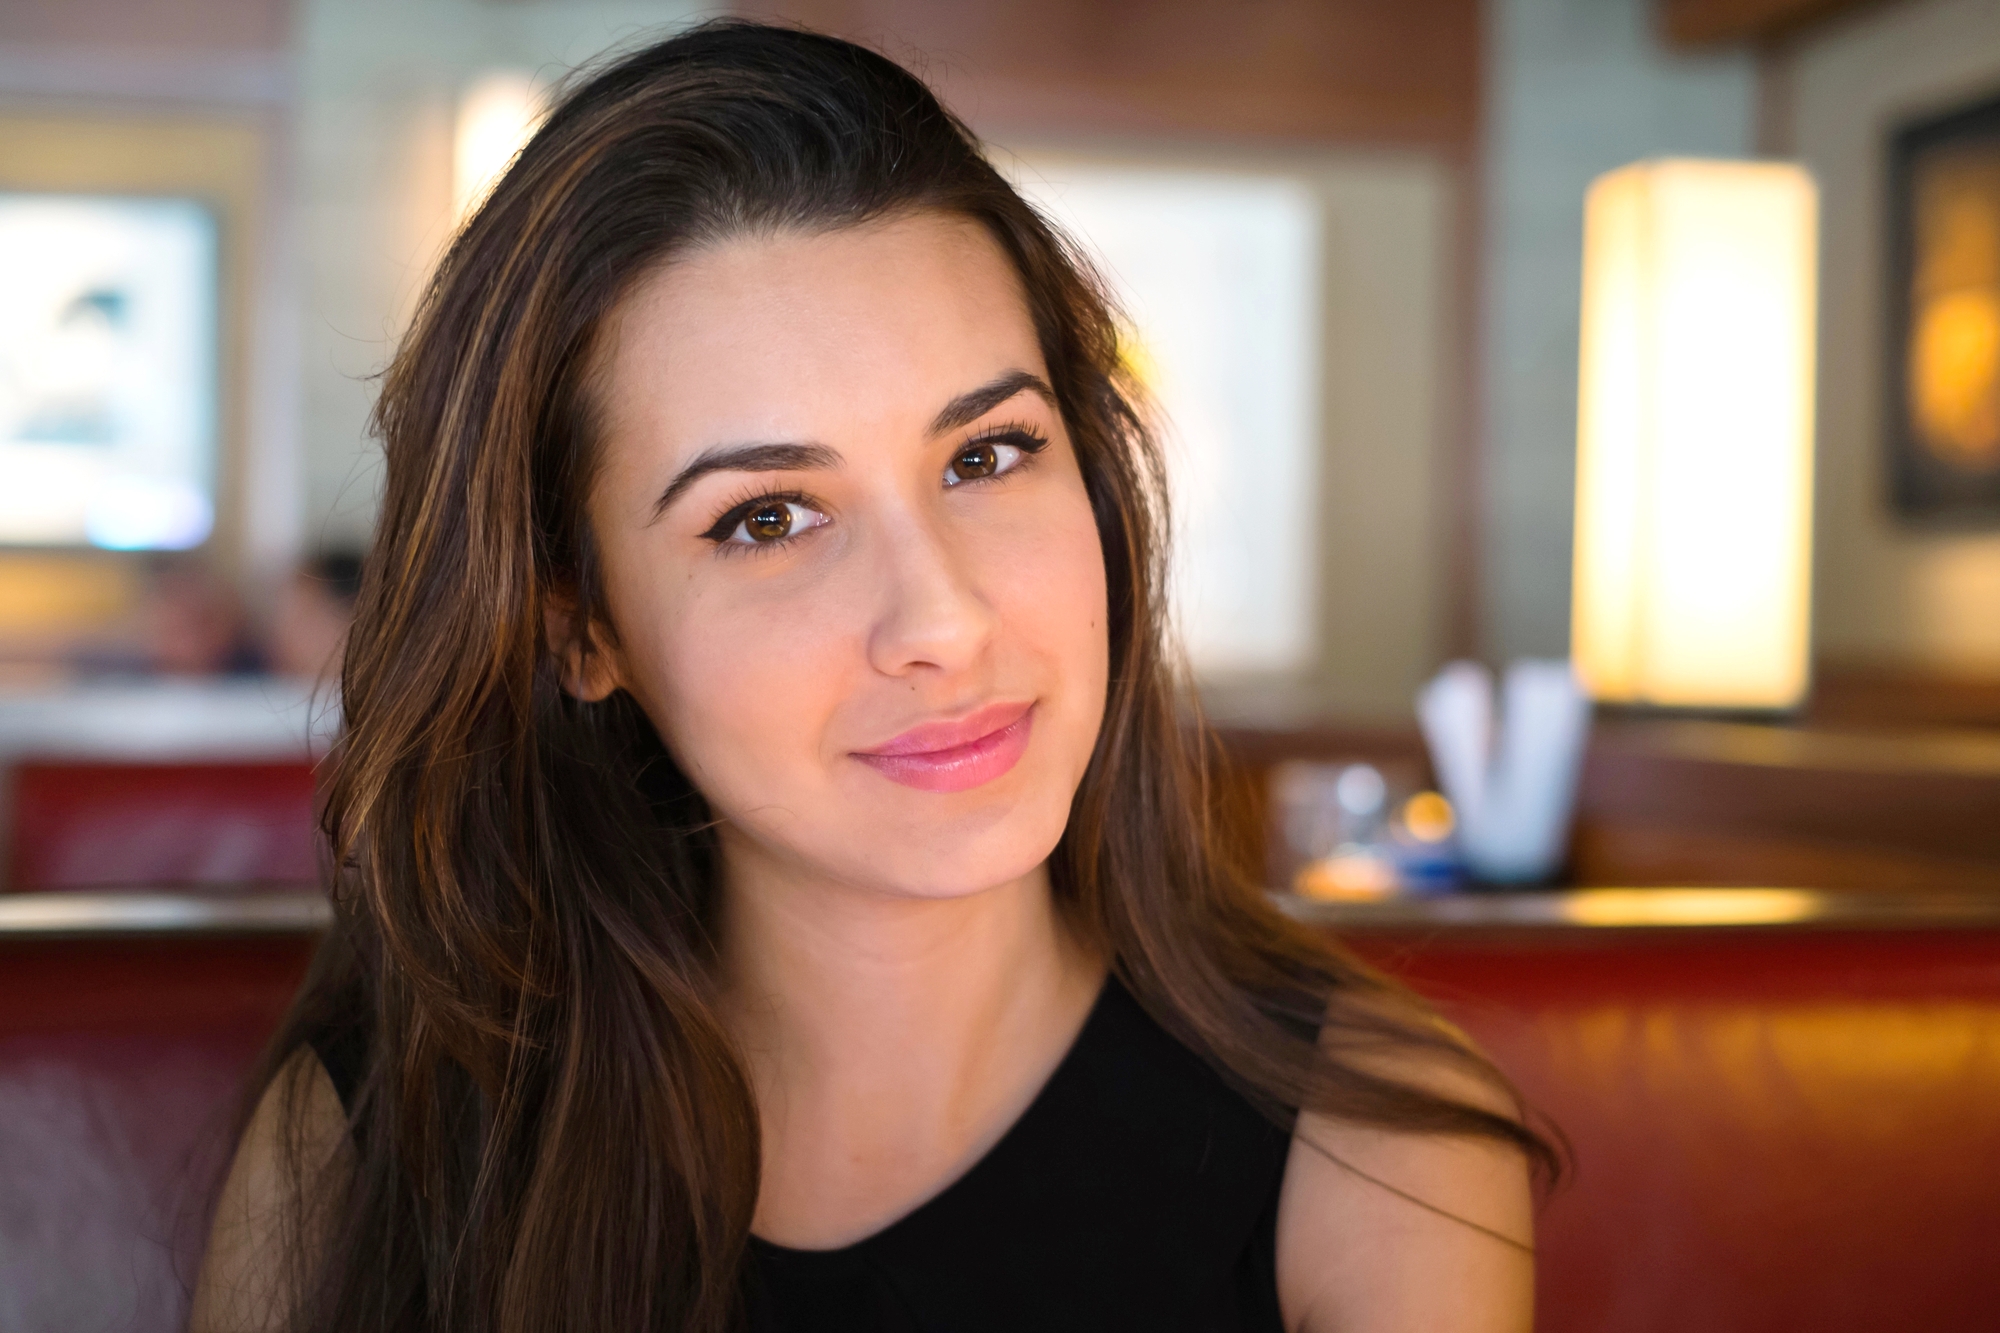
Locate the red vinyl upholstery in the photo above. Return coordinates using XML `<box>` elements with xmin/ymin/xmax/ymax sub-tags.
<box><xmin>5</xmin><ymin>761</ymin><xmax>319</xmax><ymax>890</ymax></box>
<box><xmin>0</xmin><ymin>936</ymin><xmax>314</xmax><ymax>1330</ymax></box>
<box><xmin>1347</xmin><ymin>929</ymin><xmax>2000</xmax><ymax>1333</ymax></box>
<box><xmin>1</xmin><ymin>925</ymin><xmax>1995</xmax><ymax>1331</ymax></box>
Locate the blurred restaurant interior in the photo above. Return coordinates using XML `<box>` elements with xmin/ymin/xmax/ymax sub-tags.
<box><xmin>1</xmin><ymin>0</ymin><xmax>1998</xmax><ymax>1328</ymax></box>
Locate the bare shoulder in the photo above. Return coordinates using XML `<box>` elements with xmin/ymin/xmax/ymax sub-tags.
<box><xmin>1274</xmin><ymin>1034</ymin><xmax>1535</xmax><ymax>1333</ymax></box>
<box><xmin>190</xmin><ymin>1045</ymin><xmax>355</xmax><ymax>1333</ymax></box>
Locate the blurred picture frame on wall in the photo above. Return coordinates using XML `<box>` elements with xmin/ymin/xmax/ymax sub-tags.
<box><xmin>0</xmin><ymin>193</ymin><xmax>220</xmax><ymax>551</ymax></box>
<box><xmin>0</xmin><ymin>112</ymin><xmax>268</xmax><ymax>584</ymax></box>
<box><xmin>1888</xmin><ymin>88</ymin><xmax>2000</xmax><ymax>525</ymax></box>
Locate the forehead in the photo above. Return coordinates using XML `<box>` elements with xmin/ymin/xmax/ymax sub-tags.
<box><xmin>594</xmin><ymin>212</ymin><xmax>1046</xmax><ymax>458</ymax></box>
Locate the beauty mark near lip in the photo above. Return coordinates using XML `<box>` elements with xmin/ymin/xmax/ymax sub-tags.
<box><xmin>853</xmin><ymin>701</ymin><xmax>1035</xmax><ymax>794</ymax></box>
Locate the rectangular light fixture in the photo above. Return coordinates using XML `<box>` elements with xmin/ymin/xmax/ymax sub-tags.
<box><xmin>1572</xmin><ymin>158</ymin><xmax>1819</xmax><ymax>710</ymax></box>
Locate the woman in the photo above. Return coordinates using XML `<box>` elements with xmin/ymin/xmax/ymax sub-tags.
<box><xmin>194</xmin><ymin>21</ymin><xmax>1556</xmax><ymax>1333</ymax></box>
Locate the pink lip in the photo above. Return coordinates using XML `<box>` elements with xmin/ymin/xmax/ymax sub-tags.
<box><xmin>853</xmin><ymin>701</ymin><xmax>1035</xmax><ymax>793</ymax></box>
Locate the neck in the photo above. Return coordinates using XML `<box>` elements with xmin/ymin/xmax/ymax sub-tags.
<box><xmin>714</xmin><ymin>834</ymin><xmax>1103</xmax><ymax>1246</ymax></box>
<box><xmin>716</xmin><ymin>837</ymin><xmax>1093</xmax><ymax>1079</ymax></box>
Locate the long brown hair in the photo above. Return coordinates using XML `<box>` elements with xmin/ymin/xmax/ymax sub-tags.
<box><xmin>253</xmin><ymin>20</ymin><xmax>1556</xmax><ymax>1331</ymax></box>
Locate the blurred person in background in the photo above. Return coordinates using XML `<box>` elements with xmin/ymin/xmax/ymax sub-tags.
<box><xmin>194</xmin><ymin>23</ymin><xmax>1553</xmax><ymax>1333</ymax></box>
<box><xmin>137</xmin><ymin>553</ymin><xmax>264</xmax><ymax>676</ymax></box>
<box><xmin>268</xmin><ymin>551</ymin><xmax>362</xmax><ymax>682</ymax></box>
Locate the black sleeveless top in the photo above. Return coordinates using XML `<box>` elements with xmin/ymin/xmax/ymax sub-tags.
<box><xmin>310</xmin><ymin>977</ymin><xmax>1294</xmax><ymax>1331</ymax></box>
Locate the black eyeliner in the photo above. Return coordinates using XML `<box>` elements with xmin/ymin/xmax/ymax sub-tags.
<box><xmin>699</xmin><ymin>488</ymin><xmax>815</xmax><ymax>543</ymax></box>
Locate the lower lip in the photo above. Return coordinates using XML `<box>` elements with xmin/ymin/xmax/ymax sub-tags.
<box><xmin>853</xmin><ymin>707</ymin><xmax>1035</xmax><ymax>794</ymax></box>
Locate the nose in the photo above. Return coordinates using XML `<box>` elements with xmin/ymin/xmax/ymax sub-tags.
<box><xmin>864</xmin><ymin>507</ymin><xmax>998</xmax><ymax>680</ymax></box>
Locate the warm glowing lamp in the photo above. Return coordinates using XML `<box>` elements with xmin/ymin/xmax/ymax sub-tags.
<box><xmin>1572</xmin><ymin>159</ymin><xmax>1819</xmax><ymax>710</ymax></box>
<box><xmin>454</xmin><ymin>71</ymin><xmax>543</xmax><ymax>222</ymax></box>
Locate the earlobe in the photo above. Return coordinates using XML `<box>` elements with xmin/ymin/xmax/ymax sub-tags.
<box><xmin>544</xmin><ymin>595</ymin><xmax>626</xmax><ymax>703</ymax></box>
<box><xmin>565</xmin><ymin>642</ymin><xmax>625</xmax><ymax>703</ymax></box>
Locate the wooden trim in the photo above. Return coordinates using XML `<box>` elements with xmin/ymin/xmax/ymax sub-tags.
<box><xmin>1659</xmin><ymin>0</ymin><xmax>1898</xmax><ymax>49</ymax></box>
<box><xmin>733</xmin><ymin>0</ymin><xmax>1482</xmax><ymax>151</ymax></box>
<box><xmin>1283</xmin><ymin>885</ymin><xmax>2000</xmax><ymax>930</ymax></box>
<box><xmin>7</xmin><ymin>884</ymin><xmax>1992</xmax><ymax>940</ymax></box>
<box><xmin>1810</xmin><ymin>663</ymin><xmax>2000</xmax><ymax>729</ymax></box>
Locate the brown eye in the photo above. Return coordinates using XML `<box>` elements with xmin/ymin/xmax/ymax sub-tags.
<box><xmin>745</xmin><ymin>503</ymin><xmax>793</xmax><ymax>541</ymax></box>
<box><xmin>950</xmin><ymin>443</ymin><xmax>999</xmax><ymax>482</ymax></box>
<box><xmin>942</xmin><ymin>430</ymin><xmax>1042</xmax><ymax>488</ymax></box>
<box><xmin>716</xmin><ymin>498</ymin><xmax>826</xmax><ymax>546</ymax></box>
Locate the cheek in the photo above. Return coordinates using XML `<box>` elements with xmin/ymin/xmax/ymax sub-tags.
<box><xmin>622</xmin><ymin>573</ymin><xmax>855</xmax><ymax>798</ymax></box>
<box><xmin>988</xmin><ymin>486</ymin><xmax>1111</xmax><ymax>724</ymax></box>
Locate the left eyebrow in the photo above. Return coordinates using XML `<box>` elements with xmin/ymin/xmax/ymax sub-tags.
<box><xmin>648</xmin><ymin>441</ymin><xmax>840</xmax><ymax>524</ymax></box>
<box><xmin>927</xmin><ymin>370</ymin><xmax>1058</xmax><ymax>437</ymax></box>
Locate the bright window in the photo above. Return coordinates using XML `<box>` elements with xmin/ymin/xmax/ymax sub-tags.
<box><xmin>1008</xmin><ymin>159</ymin><xmax>1322</xmax><ymax>677</ymax></box>
<box><xmin>0</xmin><ymin>194</ymin><xmax>219</xmax><ymax>550</ymax></box>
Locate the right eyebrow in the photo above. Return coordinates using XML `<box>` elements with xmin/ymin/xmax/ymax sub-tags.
<box><xmin>648</xmin><ymin>441</ymin><xmax>841</xmax><ymax>524</ymax></box>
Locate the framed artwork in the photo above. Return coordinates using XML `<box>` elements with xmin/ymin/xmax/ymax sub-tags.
<box><xmin>1887</xmin><ymin>91</ymin><xmax>2000</xmax><ymax>523</ymax></box>
<box><xmin>0</xmin><ymin>193</ymin><xmax>219</xmax><ymax>550</ymax></box>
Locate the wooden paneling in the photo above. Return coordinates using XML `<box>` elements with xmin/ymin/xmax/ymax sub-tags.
<box><xmin>1811</xmin><ymin>662</ymin><xmax>2000</xmax><ymax>730</ymax></box>
<box><xmin>1574</xmin><ymin>719</ymin><xmax>2000</xmax><ymax>889</ymax></box>
<box><xmin>1659</xmin><ymin>0</ymin><xmax>1897</xmax><ymax>47</ymax></box>
<box><xmin>734</xmin><ymin>0</ymin><xmax>1481</xmax><ymax>147</ymax></box>
<box><xmin>0</xmin><ymin>0</ymin><xmax>289</xmax><ymax>54</ymax></box>
<box><xmin>1217</xmin><ymin>717</ymin><xmax>2000</xmax><ymax>891</ymax></box>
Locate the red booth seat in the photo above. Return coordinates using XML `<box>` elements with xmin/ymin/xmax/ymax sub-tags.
<box><xmin>1350</xmin><ymin>928</ymin><xmax>2000</xmax><ymax>1332</ymax></box>
<box><xmin>0</xmin><ymin>932</ymin><xmax>314</xmax><ymax>1330</ymax></box>
<box><xmin>5</xmin><ymin>761</ymin><xmax>319</xmax><ymax>890</ymax></box>
<box><xmin>1</xmin><ymin>911</ymin><xmax>1995</xmax><ymax>1331</ymax></box>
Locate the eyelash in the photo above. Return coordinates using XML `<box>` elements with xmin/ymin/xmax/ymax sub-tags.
<box><xmin>960</xmin><ymin>420</ymin><xmax>1051</xmax><ymax>465</ymax></box>
<box><xmin>697</xmin><ymin>422</ymin><xmax>1052</xmax><ymax>552</ymax></box>
<box><xmin>699</xmin><ymin>488</ymin><xmax>815</xmax><ymax>548</ymax></box>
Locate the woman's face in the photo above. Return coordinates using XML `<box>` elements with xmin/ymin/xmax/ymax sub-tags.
<box><xmin>581</xmin><ymin>212</ymin><xmax>1110</xmax><ymax>902</ymax></box>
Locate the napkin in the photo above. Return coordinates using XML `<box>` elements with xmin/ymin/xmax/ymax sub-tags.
<box><xmin>1416</xmin><ymin>658</ymin><xmax>1591</xmax><ymax>884</ymax></box>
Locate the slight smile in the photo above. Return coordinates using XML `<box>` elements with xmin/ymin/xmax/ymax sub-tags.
<box><xmin>852</xmin><ymin>701</ymin><xmax>1035</xmax><ymax>794</ymax></box>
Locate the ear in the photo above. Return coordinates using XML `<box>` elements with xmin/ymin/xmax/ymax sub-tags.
<box><xmin>543</xmin><ymin>588</ymin><xmax>626</xmax><ymax>703</ymax></box>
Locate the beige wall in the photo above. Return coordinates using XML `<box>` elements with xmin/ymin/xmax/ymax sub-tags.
<box><xmin>296</xmin><ymin>0</ymin><xmax>706</xmax><ymax>550</ymax></box>
<box><xmin>1312</xmin><ymin>155</ymin><xmax>1457</xmax><ymax>718</ymax></box>
<box><xmin>1002</xmin><ymin>146</ymin><xmax>1457</xmax><ymax>721</ymax></box>
<box><xmin>1792</xmin><ymin>0</ymin><xmax>2000</xmax><ymax>673</ymax></box>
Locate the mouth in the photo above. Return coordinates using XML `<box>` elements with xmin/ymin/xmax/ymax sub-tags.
<box><xmin>852</xmin><ymin>700</ymin><xmax>1036</xmax><ymax>794</ymax></box>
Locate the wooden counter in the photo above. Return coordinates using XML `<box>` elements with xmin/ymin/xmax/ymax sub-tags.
<box><xmin>7</xmin><ymin>885</ymin><xmax>2000</xmax><ymax>940</ymax></box>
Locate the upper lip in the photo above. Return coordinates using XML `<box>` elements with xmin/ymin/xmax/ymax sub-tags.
<box><xmin>856</xmin><ymin>700</ymin><xmax>1034</xmax><ymax>757</ymax></box>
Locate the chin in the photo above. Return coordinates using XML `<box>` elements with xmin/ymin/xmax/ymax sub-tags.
<box><xmin>807</xmin><ymin>786</ymin><xmax>1073</xmax><ymax>901</ymax></box>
